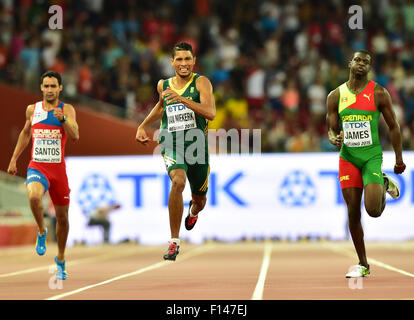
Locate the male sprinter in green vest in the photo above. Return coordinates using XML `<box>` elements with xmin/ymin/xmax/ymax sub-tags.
<box><xmin>326</xmin><ymin>50</ymin><xmax>406</xmax><ymax>278</ymax></box>
<box><xmin>136</xmin><ymin>42</ymin><xmax>216</xmax><ymax>260</ymax></box>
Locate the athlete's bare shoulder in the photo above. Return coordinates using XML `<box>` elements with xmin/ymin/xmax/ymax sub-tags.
<box><xmin>373</xmin><ymin>83</ymin><xmax>393</xmax><ymax>111</ymax></box>
<box><xmin>326</xmin><ymin>88</ymin><xmax>340</xmax><ymax>105</ymax></box>
<box><xmin>157</xmin><ymin>79</ymin><xmax>164</xmax><ymax>94</ymax></box>
<box><xmin>373</xmin><ymin>82</ymin><xmax>388</xmax><ymax>99</ymax></box>
<box><xmin>195</xmin><ymin>75</ymin><xmax>213</xmax><ymax>91</ymax></box>
<box><xmin>26</xmin><ymin>104</ymin><xmax>35</xmax><ymax>119</ymax></box>
<box><xmin>196</xmin><ymin>75</ymin><xmax>211</xmax><ymax>84</ymax></box>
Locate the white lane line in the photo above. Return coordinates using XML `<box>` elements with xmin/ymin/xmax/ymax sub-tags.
<box><xmin>0</xmin><ymin>246</ymin><xmax>148</xmax><ymax>278</ymax></box>
<box><xmin>45</xmin><ymin>244</ymin><xmax>215</xmax><ymax>300</ymax></box>
<box><xmin>325</xmin><ymin>244</ymin><xmax>414</xmax><ymax>278</ymax></box>
<box><xmin>367</xmin><ymin>257</ymin><xmax>414</xmax><ymax>278</ymax></box>
<box><xmin>251</xmin><ymin>241</ymin><xmax>272</xmax><ymax>300</ymax></box>
<box><xmin>0</xmin><ymin>264</ymin><xmax>55</xmax><ymax>278</ymax></box>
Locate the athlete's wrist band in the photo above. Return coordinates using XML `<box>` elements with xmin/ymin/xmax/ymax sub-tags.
<box><xmin>60</xmin><ymin>116</ymin><xmax>67</xmax><ymax>123</ymax></box>
<box><xmin>395</xmin><ymin>163</ymin><xmax>405</xmax><ymax>167</ymax></box>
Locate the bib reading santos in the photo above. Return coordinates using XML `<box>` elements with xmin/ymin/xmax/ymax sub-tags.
<box><xmin>30</xmin><ymin>101</ymin><xmax>67</xmax><ymax>166</ymax></box>
<box><xmin>338</xmin><ymin>80</ymin><xmax>382</xmax><ymax>164</ymax></box>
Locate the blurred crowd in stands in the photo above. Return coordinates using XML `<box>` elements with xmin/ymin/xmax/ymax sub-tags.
<box><xmin>1</xmin><ymin>0</ymin><xmax>414</xmax><ymax>152</ymax></box>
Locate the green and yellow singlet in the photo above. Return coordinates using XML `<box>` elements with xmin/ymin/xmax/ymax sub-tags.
<box><xmin>338</xmin><ymin>80</ymin><xmax>382</xmax><ymax>169</ymax></box>
<box><xmin>159</xmin><ymin>73</ymin><xmax>208</xmax><ymax>147</ymax></box>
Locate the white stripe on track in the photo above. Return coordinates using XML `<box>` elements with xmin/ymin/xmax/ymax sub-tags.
<box><xmin>45</xmin><ymin>244</ymin><xmax>215</xmax><ymax>300</ymax></box>
<box><xmin>0</xmin><ymin>246</ymin><xmax>148</xmax><ymax>278</ymax></box>
<box><xmin>251</xmin><ymin>241</ymin><xmax>272</xmax><ymax>300</ymax></box>
<box><xmin>325</xmin><ymin>244</ymin><xmax>414</xmax><ymax>278</ymax></box>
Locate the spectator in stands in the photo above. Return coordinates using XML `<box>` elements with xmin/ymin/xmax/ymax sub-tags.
<box><xmin>1</xmin><ymin>0</ymin><xmax>414</xmax><ymax>152</ymax></box>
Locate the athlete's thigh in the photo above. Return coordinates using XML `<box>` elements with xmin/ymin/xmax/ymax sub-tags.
<box><xmin>361</xmin><ymin>154</ymin><xmax>384</xmax><ymax>208</ymax></box>
<box><xmin>339</xmin><ymin>156</ymin><xmax>363</xmax><ymax>189</ymax></box>
<box><xmin>361</xmin><ymin>154</ymin><xmax>383</xmax><ymax>186</ymax></box>
<box><xmin>186</xmin><ymin>163</ymin><xmax>210</xmax><ymax>196</ymax></box>
<box><xmin>162</xmin><ymin>145</ymin><xmax>188</xmax><ymax>174</ymax></box>
<box><xmin>26</xmin><ymin>168</ymin><xmax>49</xmax><ymax>198</ymax></box>
<box><xmin>48</xmin><ymin>169</ymin><xmax>70</xmax><ymax>206</ymax></box>
<box><xmin>27</xmin><ymin>181</ymin><xmax>45</xmax><ymax>199</ymax></box>
<box><xmin>363</xmin><ymin>182</ymin><xmax>383</xmax><ymax>213</ymax></box>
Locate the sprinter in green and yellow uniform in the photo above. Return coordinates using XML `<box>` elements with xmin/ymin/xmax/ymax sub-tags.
<box><xmin>136</xmin><ymin>42</ymin><xmax>216</xmax><ymax>261</ymax></box>
<box><xmin>327</xmin><ymin>50</ymin><xmax>406</xmax><ymax>278</ymax></box>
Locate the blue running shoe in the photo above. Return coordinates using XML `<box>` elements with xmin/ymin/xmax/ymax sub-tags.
<box><xmin>35</xmin><ymin>227</ymin><xmax>48</xmax><ymax>256</ymax></box>
<box><xmin>55</xmin><ymin>256</ymin><xmax>67</xmax><ymax>280</ymax></box>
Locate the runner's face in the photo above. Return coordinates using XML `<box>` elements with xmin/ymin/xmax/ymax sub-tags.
<box><xmin>349</xmin><ymin>53</ymin><xmax>371</xmax><ymax>77</ymax></box>
<box><xmin>171</xmin><ymin>50</ymin><xmax>195</xmax><ymax>78</ymax></box>
<box><xmin>41</xmin><ymin>77</ymin><xmax>62</xmax><ymax>103</ymax></box>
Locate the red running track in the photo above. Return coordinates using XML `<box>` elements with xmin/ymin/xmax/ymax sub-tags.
<box><xmin>0</xmin><ymin>241</ymin><xmax>413</xmax><ymax>300</ymax></box>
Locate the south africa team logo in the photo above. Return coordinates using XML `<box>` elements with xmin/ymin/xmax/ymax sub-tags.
<box><xmin>279</xmin><ymin>170</ymin><xmax>317</xmax><ymax>206</ymax></box>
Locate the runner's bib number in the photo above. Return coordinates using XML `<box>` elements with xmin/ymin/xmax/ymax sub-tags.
<box><xmin>343</xmin><ymin>121</ymin><xmax>372</xmax><ymax>147</ymax></box>
<box><xmin>166</xmin><ymin>103</ymin><xmax>196</xmax><ymax>132</ymax></box>
<box><xmin>32</xmin><ymin>138</ymin><xmax>62</xmax><ymax>163</ymax></box>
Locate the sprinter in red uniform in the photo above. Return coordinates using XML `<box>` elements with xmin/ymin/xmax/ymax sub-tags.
<box><xmin>8</xmin><ymin>71</ymin><xmax>79</xmax><ymax>280</ymax></box>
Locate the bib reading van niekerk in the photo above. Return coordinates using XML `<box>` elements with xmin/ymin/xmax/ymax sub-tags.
<box><xmin>159</xmin><ymin>73</ymin><xmax>208</xmax><ymax>148</ymax></box>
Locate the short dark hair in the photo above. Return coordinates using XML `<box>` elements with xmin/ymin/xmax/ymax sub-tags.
<box><xmin>353</xmin><ymin>50</ymin><xmax>372</xmax><ymax>63</ymax></box>
<box><xmin>172</xmin><ymin>42</ymin><xmax>194</xmax><ymax>58</ymax></box>
<box><xmin>40</xmin><ymin>71</ymin><xmax>62</xmax><ymax>85</ymax></box>
<box><xmin>355</xmin><ymin>49</ymin><xmax>371</xmax><ymax>56</ymax></box>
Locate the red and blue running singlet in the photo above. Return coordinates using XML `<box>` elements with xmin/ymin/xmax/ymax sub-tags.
<box><xmin>30</xmin><ymin>101</ymin><xmax>67</xmax><ymax>166</ymax></box>
<box><xmin>27</xmin><ymin>101</ymin><xmax>70</xmax><ymax>205</ymax></box>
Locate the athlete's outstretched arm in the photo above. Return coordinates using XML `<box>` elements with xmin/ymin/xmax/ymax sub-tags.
<box><xmin>162</xmin><ymin>76</ymin><xmax>216</xmax><ymax>120</ymax></box>
<box><xmin>56</xmin><ymin>104</ymin><xmax>79</xmax><ymax>141</ymax></box>
<box><xmin>7</xmin><ymin>105</ymin><xmax>34</xmax><ymax>175</ymax></box>
<box><xmin>375</xmin><ymin>85</ymin><xmax>405</xmax><ymax>174</ymax></box>
<box><xmin>326</xmin><ymin>89</ymin><xmax>343</xmax><ymax>147</ymax></box>
<box><xmin>136</xmin><ymin>80</ymin><xmax>165</xmax><ymax>145</ymax></box>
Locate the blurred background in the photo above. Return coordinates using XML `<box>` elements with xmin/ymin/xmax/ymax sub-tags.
<box><xmin>1</xmin><ymin>0</ymin><xmax>414</xmax><ymax>246</ymax></box>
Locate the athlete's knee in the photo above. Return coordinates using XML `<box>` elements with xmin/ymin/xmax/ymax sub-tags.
<box><xmin>365</xmin><ymin>201</ymin><xmax>382</xmax><ymax>217</ymax></box>
<box><xmin>55</xmin><ymin>209</ymin><xmax>69</xmax><ymax>225</ymax></box>
<box><xmin>28</xmin><ymin>193</ymin><xmax>43</xmax><ymax>206</ymax></box>
<box><xmin>366</xmin><ymin>208</ymin><xmax>382</xmax><ymax>218</ymax></box>
<box><xmin>56</xmin><ymin>216</ymin><xmax>69</xmax><ymax>228</ymax></box>
<box><xmin>171</xmin><ymin>176</ymin><xmax>186</xmax><ymax>192</ymax></box>
<box><xmin>347</xmin><ymin>209</ymin><xmax>361</xmax><ymax>225</ymax></box>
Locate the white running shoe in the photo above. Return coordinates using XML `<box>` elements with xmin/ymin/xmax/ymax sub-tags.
<box><xmin>383</xmin><ymin>172</ymin><xmax>400</xmax><ymax>199</ymax></box>
<box><xmin>345</xmin><ymin>264</ymin><xmax>370</xmax><ymax>278</ymax></box>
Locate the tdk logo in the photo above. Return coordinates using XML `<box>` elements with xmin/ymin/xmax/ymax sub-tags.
<box><xmin>117</xmin><ymin>172</ymin><xmax>247</xmax><ymax>207</ymax></box>
<box><xmin>279</xmin><ymin>170</ymin><xmax>316</xmax><ymax>206</ymax></box>
<box><xmin>168</xmin><ymin>104</ymin><xmax>187</xmax><ymax>112</ymax></box>
<box><xmin>37</xmin><ymin>139</ymin><xmax>59</xmax><ymax>145</ymax></box>
<box><xmin>77</xmin><ymin>173</ymin><xmax>117</xmax><ymax>215</ymax></box>
<box><xmin>280</xmin><ymin>169</ymin><xmax>410</xmax><ymax>207</ymax></box>
<box><xmin>344</xmin><ymin>122</ymin><xmax>368</xmax><ymax>129</ymax></box>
